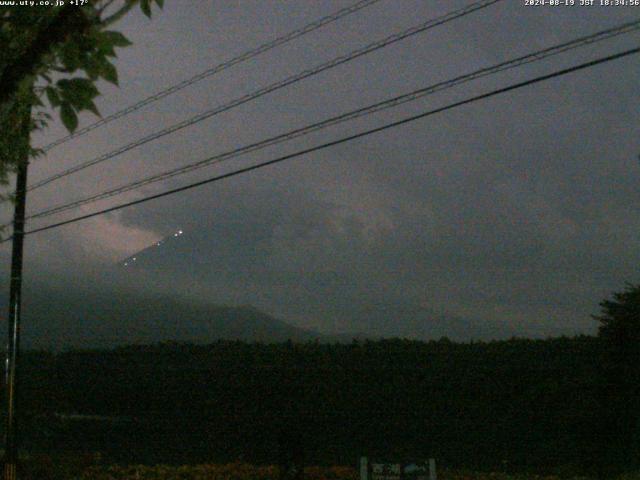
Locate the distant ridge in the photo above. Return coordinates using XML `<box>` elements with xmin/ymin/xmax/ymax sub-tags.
<box><xmin>23</xmin><ymin>293</ymin><xmax>321</xmax><ymax>349</ymax></box>
<box><xmin>0</xmin><ymin>281</ymin><xmax>369</xmax><ymax>350</ymax></box>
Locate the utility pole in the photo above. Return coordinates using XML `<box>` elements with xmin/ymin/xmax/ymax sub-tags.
<box><xmin>3</xmin><ymin>99</ymin><xmax>31</xmax><ymax>480</ymax></box>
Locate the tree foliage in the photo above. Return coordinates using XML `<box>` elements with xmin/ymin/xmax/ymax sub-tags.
<box><xmin>0</xmin><ymin>0</ymin><xmax>163</xmax><ymax>195</ymax></box>
<box><xmin>594</xmin><ymin>282</ymin><xmax>640</xmax><ymax>355</ymax></box>
<box><xmin>592</xmin><ymin>283</ymin><xmax>640</xmax><ymax>473</ymax></box>
<box><xmin>11</xmin><ymin>336</ymin><xmax>607</xmax><ymax>475</ymax></box>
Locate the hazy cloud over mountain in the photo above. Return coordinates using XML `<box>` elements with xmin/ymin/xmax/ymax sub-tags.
<box><xmin>1</xmin><ymin>0</ymin><xmax>638</xmax><ymax>345</ymax></box>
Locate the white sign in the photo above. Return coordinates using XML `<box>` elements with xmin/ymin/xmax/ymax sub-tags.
<box><xmin>371</xmin><ymin>463</ymin><xmax>401</xmax><ymax>480</ymax></box>
<box><xmin>360</xmin><ymin>458</ymin><xmax>436</xmax><ymax>480</ymax></box>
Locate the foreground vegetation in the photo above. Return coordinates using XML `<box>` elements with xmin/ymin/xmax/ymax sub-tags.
<box><xmin>17</xmin><ymin>336</ymin><xmax>605</xmax><ymax>469</ymax></box>
<box><xmin>8</xmin><ymin>334</ymin><xmax>637</xmax><ymax>476</ymax></box>
<box><xmin>18</xmin><ymin>461</ymin><xmax>640</xmax><ymax>480</ymax></box>
<box><xmin>6</xmin><ymin>284</ymin><xmax>639</xmax><ymax>477</ymax></box>
<box><xmin>76</xmin><ymin>464</ymin><xmax>640</xmax><ymax>480</ymax></box>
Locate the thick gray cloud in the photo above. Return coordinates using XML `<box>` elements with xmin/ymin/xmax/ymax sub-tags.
<box><xmin>1</xmin><ymin>0</ymin><xmax>638</xmax><ymax>343</ymax></box>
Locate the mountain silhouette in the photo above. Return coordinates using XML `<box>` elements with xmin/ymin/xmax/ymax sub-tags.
<box><xmin>2</xmin><ymin>283</ymin><xmax>323</xmax><ymax>350</ymax></box>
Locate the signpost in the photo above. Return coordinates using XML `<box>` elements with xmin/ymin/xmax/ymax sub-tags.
<box><xmin>371</xmin><ymin>463</ymin><xmax>401</xmax><ymax>480</ymax></box>
<box><xmin>360</xmin><ymin>457</ymin><xmax>436</xmax><ymax>480</ymax></box>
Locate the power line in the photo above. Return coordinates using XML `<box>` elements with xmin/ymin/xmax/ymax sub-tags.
<box><xmin>38</xmin><ymin>0</ymin><xmax>384</xmax><ymax>153</ymax></box>
<box><xmin>22</xmin><ymin>19</ymin><xmax>640</xmax><ymax>222</ymax></box>
<box><xmin>3</xmin><ymin>46</ymin><xmax>636</xmax><ymax>243</ymax></box>
<box><xmin>27</xmin><ymin>0</ymin><xmax>502</xmax><ymax>192</ymax></box>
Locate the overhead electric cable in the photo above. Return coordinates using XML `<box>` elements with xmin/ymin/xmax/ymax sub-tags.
<box><xmin>23</xmin><ymin>19</ymin><xmax>640</xmax><ymax>222</ymax></box>
<box><xmin>38</xmin><ymin>0</ymin><xmax>384</xmax><ymax>152</ymax></box>
<box><xmin>28</xmin><ymin>0</ymin><xmax>502</xmax><ymax>192</ymax></box>
<box><xmin>2</xmin><ymin>45</ymin><xmax>635</xmax><ymax>243</ymax></box>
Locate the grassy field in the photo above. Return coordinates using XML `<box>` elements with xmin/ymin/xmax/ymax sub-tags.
<box><xmin>69</xmin><ymin>463</ymin><xmax>639</xmax><ymax>480</ymax></box>
<box><xmin>16</xmin><ymin>459</ymin><xmax>640</xmax><ymax>480</ymax></box>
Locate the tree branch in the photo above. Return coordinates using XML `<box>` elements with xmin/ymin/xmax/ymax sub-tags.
<box><xmin>96</xmin><ymin>0</ymin><xmax>118</xmax><ymax>17</ymax></box>
<box><xmin>0</xmin><ymin>6</ymin><xmax>91</xmax><ymax>108</ymax></box>
<box><xmin>102</xmin><ymin>0</ymin><xmax>138</xmax><ymax>26</ymax></box>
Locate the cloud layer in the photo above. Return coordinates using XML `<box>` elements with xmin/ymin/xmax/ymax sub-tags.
<box><xmin>1</xmin><ymin>0</ymin><xmax>638</xmax><ymax>342</ymax></box>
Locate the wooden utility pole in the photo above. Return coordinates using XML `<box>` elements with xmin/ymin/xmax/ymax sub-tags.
<box><xmin>3</xmin><ymin>100</ymin><xmax>31</xmax><ymax>480</ymax></box>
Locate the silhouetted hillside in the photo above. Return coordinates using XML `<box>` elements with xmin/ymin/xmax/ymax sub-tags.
<box><xmin>9</xmin><ymin>284</ymin><xmax>323</xmax><ymax>348</ymax></box>
<box><xmin>10</xmin><ymin>336</ymin><xmax>611</xmax><ymax>475</ymax></box>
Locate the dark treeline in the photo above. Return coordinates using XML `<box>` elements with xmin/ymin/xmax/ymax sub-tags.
<box><xmin>8</xmin><ymin>332</ymin><xmax>637</xmax><ymax>477</ymax></box>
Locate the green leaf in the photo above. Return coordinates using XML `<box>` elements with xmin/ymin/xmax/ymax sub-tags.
<box><xmin>85</xmin><ymin>99</ymin><xmax>100</xmax><ymax>117</ymax></box>
<box><xmin>140</xmin><ymin>0</ymin><xmax>151</xmax><ymax>17</ymax></box>
<box><xmin>32</xmin><ymin>95</ymin><xmax>44</xmax><ymax>108</ymax></box>
<box><xmin>57</xmin><ymin>78</ymin><xmax>99</xmax><ymax>115</ymax></box>
<box><xmin>64</xmin><ymin>78</ymin><xmax>99</xmax><ymax>99</ymax></box>
<box><xmin>90</xmin><ymin>29</ymin><xmax>114</xmax><ymax>56</ymax></box>
<box><xmin>59</xmin><ymin>77</ymin><xmax>97</xmax><ymax>93</ymax></box>
<box><xmin>84</xmin><ymin>56</ymin><xmax>103</xmax><ymax>80</ymax></box>
<box><xmin>101</xmin><ymin>30</ymin><xmax>132</xmax><ymax>48</ymax></box>
<box><xmin>155</xmin><ymin>0</ymin><xmax>164</xmax><ymax>8</ymax></box>
<box><xmin>100</xmin><ymin>60</ymin><xmax>118</xmax><ymax>85</ymax></box>
<box><xmin>59</xmin><ymin>41</ymin><xmax>82</xmax><ymax>71</ymax></box>
<box><xmin>60</xmin><ymin>103</ymin><xmax>78</xmax><ymax>133</ymax></box>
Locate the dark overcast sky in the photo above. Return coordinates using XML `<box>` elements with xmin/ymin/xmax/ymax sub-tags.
<box><xmin>1</xmin><ymin>0</ymin><xmax>639</xmax><ymax>341</ymax></box>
